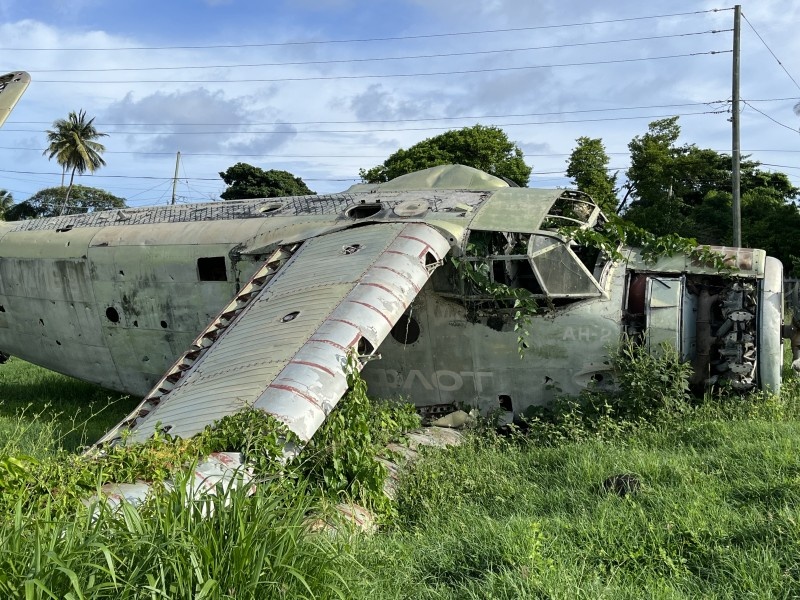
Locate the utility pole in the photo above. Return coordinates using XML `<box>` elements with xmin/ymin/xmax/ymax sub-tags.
<box><xmin>171</xmin><ymin>150</ymin><xmax>181</xmax><ymax>205</ymax></box>
<box><xmin>731</xmin><ymin>5</ymin><xmax>742</xmax><ymax>247</ymax></box>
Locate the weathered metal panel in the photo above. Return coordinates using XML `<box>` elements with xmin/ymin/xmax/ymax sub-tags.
<box><xmin>88</xmin><ymin>220</ymin><xmax>269</xmax><ymax>248</ymax></box>
<box><xmin>645</xmin><ymin>276</ymin><xmax>683</xmax><ymax>356</ymax></box>
<box><xmin>0</xmin><ymin>71</ymin><xmax>29</xmax><ymax>128</ymax></box>
<box><xmin>110</xmin><ymin>223</ymin><xmax>450</xmax><ymax>445</ymax></box>
<box><xmin>0</xmin><ymin>228</ymin><xmax>98</xmax><ymax>259</ymax></box>
<box><xmin>469</xmin><ymin>188</ymin><xmax>562</xmax><ymax>233</ymax></box>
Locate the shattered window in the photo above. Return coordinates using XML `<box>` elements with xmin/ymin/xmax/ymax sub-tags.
<box><xmin>529</xmin><ymin>234</ymin><xmax>603</xmax><ymax>297</ymax></box>
<box><xmin>540</xmin><ymin>192</ymin><xmax>600</xmax><ymax>230</ymax></box>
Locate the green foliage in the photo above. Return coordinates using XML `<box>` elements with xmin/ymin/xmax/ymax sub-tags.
<box><xmin>561</xmin><ymin>214</ymin><xmax>738</xmax><ymax>273</ymax></box>
<box><xmin>301</xmin><ymin>356</ymin><xmax>420</xmax><ymax>516</ymax></box>
<box><xmin>523</xmin><ymin>338</ymin><xmax>692</xmax><ymax>446</ymax></box>
<box><xmin>219</xmin><ymin>162</ymin><xmax>315</xmax><ymax>199</ymax></box>
<box><xmin>6</xmin><ymin>185</ymin><xmax>126</xmax><ymax>220</ymax></box>
<box><xmin>565</xmin><ymin>136</ymin><xmax>618</xmax><ymax>214</ymax></box>
<box><xmin>0</xmin><ymin>476</ymin><xmax>348</xmax><ymax>599</ymax></box>
<box><xmin>0</xmin><ymin>188</ymin><xmax>12</xmax><ymax>220</ymax></box>
<box><xmin>43</xmin><ymin>109</ymin><xmax>108</xmax><ymax>211</ymax></box>
<box><xmin>621</xmin><ymin>116</ymin><xmax>800</xmax><ymax>271</ymax></box>
<box><xmin>0</xmin><ymin>357</ymin><xmax>418</xmax><ymax>523</ymax></box>
<box><xmin>359</xmin><ymin>124</ymin><xmax>531</xmax><ymax>187</ymax></box>
<box><xmin>451</xmin><ymin>250</ymin><xmax>540</xmax><ymax>357</ymax></box>
<box><xmin>353</xmin><ymin>353</ymin><xmax>800</xmax><ymax>599</ymax></box>
<box><xmin>197</xmin><ymin>407</ymin><xmax>297</xmax><ymax>475</ymax></box>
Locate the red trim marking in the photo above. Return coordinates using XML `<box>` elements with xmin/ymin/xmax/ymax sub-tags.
<box><xmin>347</xmin><ymin>300</ymin><xmax>393</xmax><ymax>326</ymax></box>
<box><xmin>289</xmin><ymin>360</ymin><xmax>336</xmax><ymax>377</ymax></box>
<box><xmin>268</xmin><ymin>384</ymin><xmax>323</xmax><ymax>410</ymax></box>
<box><xmin>361</xmin><ymin>281</ymin><xmax>405</xmax><ymax>304</ymax></box>
<box><xmin>399</xmin><ymin>235</ymin><xmax>435</xmax><ymax>257</ymax></box>
<box><xmin>308</xmin><ymin>338</ymin><xmax>348</xmax><ymax>351</ymax></box>
<box><xmin>330</xmin><ymin>318</ymin><xmax>360</xmax><ymax>330</ymax></box>
<box><xmin>373</xmin><ymin>265</ymin><xmax>420</xmax><ymax>292</ymax></box>
<box><xmin>211</xmin><ymin>452</ymin><xmax>235</xmax><ymax>466</ymax></box>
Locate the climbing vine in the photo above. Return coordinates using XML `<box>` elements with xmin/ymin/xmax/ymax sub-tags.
<box><xmin>560</xmin><ymin>215</ymin><xmax>738</xmax><ymax>273</ymax></box>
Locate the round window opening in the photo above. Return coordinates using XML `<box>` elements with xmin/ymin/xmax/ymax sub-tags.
<box><xmin>346</xmin><ymin>204</ymin><xmax>382</xmax><ymax>219</ymax></box>
<box><xmin>390</xmin><ymin>313</ymin><xmax>421</xmax><ymax>345</ymax></box>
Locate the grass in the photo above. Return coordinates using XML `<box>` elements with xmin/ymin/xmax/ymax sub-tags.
<box><xmin>347</xmin><ymin>415</ymin><xmax>800</xmax><ymax>598</ymax></box>
<box><xmin>3</xmin><ymin>353</ymin><xmax>800</xmax><ymax>598</ymax></box>
<box><xmin>0</xmin><ymin>357</ymin><xmax>139</xmax><ymax>455</ymax></box>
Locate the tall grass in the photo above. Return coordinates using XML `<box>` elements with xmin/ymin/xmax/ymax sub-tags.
<box><xmin>0</xmin><ymin>474</ymin><xmax>350</xmax><ymax>599</ymax></box>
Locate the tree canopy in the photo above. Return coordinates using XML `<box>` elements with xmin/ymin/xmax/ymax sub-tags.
<box><xmin>0</xmin><ymin>189</ymin><xmax>12</xmax><ymax>220</ymax></box>
<box><xmin>565</xmin><ymin>137</ymin><xmax>618</xmax><ymax>214</ymax></box>
<box><xmin>219</xmin><ymin>163</ymin><xmax>315</xmax><ymax>200</ymax></box>
<box><xmin>5</xmin><ymin>185</ymin><xmax>126</xmax><ymax>220</ymax></box>
<box><xmin>565</xmin><ymin>116</ymin><xmax>800</xmax><ymax>272</ymax></box>
<box><xmin>43</xmin><ymin>109</ymin><xmax>108</xmax><ymax>213</ymax></box>
<box><xmin>359</xmin><ymin>124</ymin><xmax>532</xmax><ymax>187</ymax></box>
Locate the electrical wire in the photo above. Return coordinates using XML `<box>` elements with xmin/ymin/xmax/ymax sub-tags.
<box><xmin>1</xmin><ymin>9</ymin><xmax>731</xmax><ymax>51</ymax></box>
<box><xmin>742</xmin><ymin>12</ymin><xmax>800</xmax><ymax>94</ymax></box>
<box><xmin>743</xmin><ymin>101</ymin><xmax>800</xmax><ymax>134</ymax></box>
<box><xmin>24</xmin><ymin>30</ymin><xmax>729</xmax><ymax>73</ymax></box>
<box><xmin>30</xmin><ymin>51</ymin><xmax>730</xmax><ymax>84</ymax></box>
<box><xmin>9</xmin><ymin>101</ymin><xmax>729</xmax><ymax>127</ymax></box>
<box><xmin>1</xmin><ymin>110</ymin><xmax>723</xmax><ymax>135</ymax></box>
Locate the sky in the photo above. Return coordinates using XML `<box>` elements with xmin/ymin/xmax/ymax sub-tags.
<box><xmin>0</xmin><ymin>0</ymin><xmax>798</xmax><ymax>208</ymax></box>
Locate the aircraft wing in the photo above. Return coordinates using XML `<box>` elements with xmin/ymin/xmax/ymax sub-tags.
<box><xmin>97</xmin><ymin>222</ymin><xmax>450</xmax><ymax>448</ymax></box>
<box><xmin>0</xmin><ymin>72</ymin><xmax>30</xmax><ymax>128</ymax></box>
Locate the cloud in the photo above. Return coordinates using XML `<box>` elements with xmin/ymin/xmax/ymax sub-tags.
<box><xmin>103</xmin><ymin>88</ymin><xmax>296</xmax><ymax>153</ymax></box>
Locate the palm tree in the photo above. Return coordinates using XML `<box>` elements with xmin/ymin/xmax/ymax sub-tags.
<box><xmin>43</xmin><ymin>110</ymin><xmax>107</xmax><ymax>215</ymax></box>
<box><xmin>0</xmin><ymin>189</ymin><xmax>12</xmax><ymax>220</ymax></box>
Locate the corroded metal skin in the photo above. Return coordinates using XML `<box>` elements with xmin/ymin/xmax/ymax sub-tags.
<box><xmin>0</xmin><ymin>71</ymin><xmax>29</xmax><ymax>128</ymax></box>
<box><xmin>0</xmin><ymin>164</ymin><xmax>786</xmax><ymax>448</ymax></box>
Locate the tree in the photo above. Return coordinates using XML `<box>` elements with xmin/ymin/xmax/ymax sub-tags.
<box><xmin>359</xmin><ymin>124</ymin><xmax>532</xmax><ymax>187</ymax></box>
<box><xmin>622</xmin><ymin>117</ymin><xmax>799</xmax><ymax>240</ymax></box>
<box><xmin>5</xmin><ymin>185</ymin><xmax>126</xmax><ymax>220</ymax></box>
<box><xmin>219</xmin><ymin>163</ymin><xmax>315</xmax><ymax>200</ymax></box>
<box><xmin>43</xmin><ymin>109</ymin><xmax>108</xmax><ymax>214</ymax></box>
<box><xmin>565</xmin><ymin>137</ymin><xmax>618</xmax><ymax>213</ymax></box>
<box><xmin>0</xmin><ymin>189</ymin><xmax>12</xmax><ymax>220</ymax></box>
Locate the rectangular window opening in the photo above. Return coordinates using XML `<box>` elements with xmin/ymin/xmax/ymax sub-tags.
<box><xmin>198</xmin><ymin>256</ymin><xmax>228</xmax><ymax>282</ymax></box>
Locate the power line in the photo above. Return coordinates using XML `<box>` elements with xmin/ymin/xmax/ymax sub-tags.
<box><xmin>9</xmin><ymin>101</ymin><xmax>730</xmax><ymax>127</ymax></box>
<box><xmin>742</xmin><ymin>12</ymin><xmax>800</xmax><ymax>94</ymax></box>
<box><xmin>1</xmin><ymin>110</ymin><xmax>722</xmax><ymax>135</ymax></box>
<box><xmin>743</xmin><ymin>101</ymin><xmax>800</xmax><ymax>134</ymax></box>
<box><xmin>0</xmin><ymin>168</ymin><xmax>358</xmax><ymax>182</ymax></box>
<box><xmin>1</xmin><ymin>9</ymin><xmax>731</xmax><ymax>52</ymax></box>
<box><xmin>31</xmin><ymin>51</ymin><xmax>730</xmax><ymax>84</ymax></box>
<box><xmin>24</xmin><ymin>30</ymin><xmax>729</xmax><ymax>73</ymax></box>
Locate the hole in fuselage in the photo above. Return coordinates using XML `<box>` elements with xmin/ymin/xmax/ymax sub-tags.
<box><xmin>160</xmin><ymin>320</ymin><xmax>168</xmax><ymax>329</ymax></box>
<box><xmin>346</xmin><ymin>204</ymin><xmax>382</xmax><ymax>219</ymax></box>
<box><xmin>357</xmin><ymin>336</ymin><xmax>375</xmax><ymax>356</ymax></box>
<box><xmin>106</xmin><ymin>307</ymin><xmax>120</xmax><ymax>323</ymax></box>
<box><xmin>390</xmin><ymin>313</ymin><xmax>421</xmax><ymax>345</ymax></box>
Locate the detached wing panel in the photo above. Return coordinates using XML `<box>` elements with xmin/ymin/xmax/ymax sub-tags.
<box><xmin>100</xmin><ymin>223</ymin><xmax>449</xmax><ymax>446</ymax></box>
<box><xmin>0</xmin><ymin>72</ymin><xmax>30</xmax><ymax>128</ymax></box>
